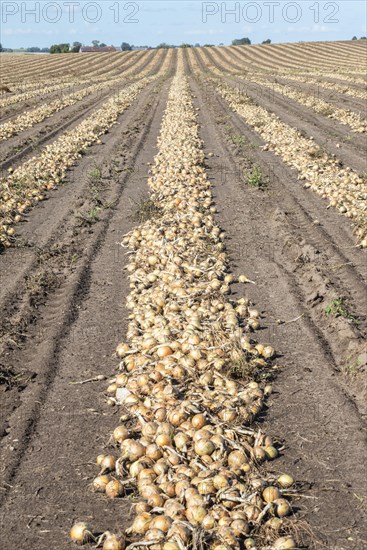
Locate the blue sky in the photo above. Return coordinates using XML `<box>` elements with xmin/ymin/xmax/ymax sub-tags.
<box><xmin>1</xmin><ymin>1</ymin><xmax>366</xmax><ymax>48</ymax></box>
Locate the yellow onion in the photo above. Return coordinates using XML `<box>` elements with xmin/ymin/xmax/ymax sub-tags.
<box><xmin>103</xmin><ymin>533</ymin><xmax>125</xmax><ymax>550</ymax></box>
<box><xmin>150</xmin><ymin>515</ymin><xmax>173</xmax><ymax>533</ymax></box>
<box><xmin>263</xmin><ymin>486</ymin><xmax>281</xmax><ymax>503</ymax></box>
<box><xmin>227</xmin><ymin>450</ymin><xmax>248</xmax><ymax>469</ymax></box>
<box><xmin>278</xmin><ymin>474</ymin><xmax>294</xmax><ymax>488</ymax></box>
<box><xmin>275</xmin><ymin>498</ymin><xmax>291</xmax><ymax>517</ymax></box>
<box><xmin>273</xmin><ymin>536</ymin><xmax>297</xmax><ymax>549</ymax></box>
<box><xmin>128</xmin><ymin>513</ymin><xmax>152</xmax><ymax>534</ymax></box>
<box><xmin>202</xmin><ymin>514</ymin><xmax>216</xmax><ymax>529</ymax></box>
<box><xmin>194</xmin><ymin>439</ymin><xmax>215</xmax><ymax>456</ymax></box>
<box><xmin>113</xmin><ymin>426</ymin><xmax>129</xmax><ymax>444</ymax></box>
<box><xmin>92</xmin><ymin>475</ymin><xmax>110</xmax><ymax>493</ymax></box>
<box><xmin>105</xmin><ymin>480</ymin><xmax>124</xmax><ymax>499</ymax></box>
<box><xmin>99</xmin><ymin>455</ymin><xmax>116</xmax><ymax>473</ymax></box>
<box><xmin>70</xmin><ymin>522</ymin><xmax>93</xmax><ymax>545</ymax></box>
<box><xmin>231</xmin><ymin>519</ymin><xmax>250</xmax><ymax>536</ymax></box>
<box><xmin>186</xmin><ymin>505</ymin><xmax>207</xmax><ymax>525</ymax></box>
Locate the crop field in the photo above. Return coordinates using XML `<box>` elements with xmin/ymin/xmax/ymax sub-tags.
<box><xmin>0</xmin><ymin>40</ymin><xmax>366</xmax><ymax>550</ymax></box>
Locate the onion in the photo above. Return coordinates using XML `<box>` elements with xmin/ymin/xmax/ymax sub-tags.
<box><xmin>202</xmin><ymin>514</ymin><xmax>216</xmax><ymax>529</ymax></box>
<box><xmin>197</xmin><ymin>478</ymin><xmax>216</xmax><ymax>495</ymax></box>
<box><xmin>194</xmin><ymin>439</ymin><xmax>215</xmax><ymax>456</ymax></box>
<box><xmin>186</xmin><ymin>505</ymin><xmax>207</xmax><ymax>525</ymax></box>
<box><xmin>213</xmin><ymin>474</ymin><xmax>229</xmax><ymax>490</ymax></box>
<box><xmin>278</xmin><ymin>474</ymin><xmax>294</xmax><ymax>488</ymax></box>
<box><xmin>135</xmin><ymin>502</ymin><xmax>151</xmax><ymax>514</ymax></box>
<box><xmin>150</xmin><ymin>515</ymin><xmax>173</xmax><ymax>533</ymax></box>
<box><xmin>275</xmin><ymin>498</ymin><xmax>291</xmax><ymax>517</ymax></box>
<box><xmin>106</xmin><ymin>480</ymin><xmax>124</xmax><ymax>499</ymax></box>
<box><xmin>191</xmin><ymin>413</ymin><xmax>206</xmax><ymax>429</ymax></box>
<box><xmin>141</xmin><ymin>422</ymin><xmax>158</xmax><ymax>440</ymax></box>
<box><xmin>231</xmin><ymin>519</ymin><xmax>250</xmax><ymax>536</ymax></box>
<box><xmin>227</xmin><ymin>450</ymin><xmax>248</xmax><ymax>469</ymax></box>
<box><xmin>113</xmin><ymin>426</ymin><xmax>129</xmax><ymax>444</ymax></box>
<box><xmin>264</xmin><ymin>445</ymin><xmax>278</xmax><ymax>460</ymax></box>
<box><xmin>92</xmin><ymin>475</ymin><xmax>110</xmax><ymax>493</ymax></box>
<box><xmin>273</xmin><ymin>536</ymin><xmax>297</xmax><ymax>549</ymax></box>
<box><xmin>70</xmin><ymin>522</ymin><xmax>93</xmax><ymax>545</ymax></box>
<box><xmin>128</xmin><ymin>513</ymin><xmax>152</xmax><ymax>534</ymax></box>
<box><xmin>103</xmin><ymin>534</ymin><xmax>125</xmax><ymax>550</ymax></box>
<box><xmin>123</xmin><ymin>441</ymin><xmax>146</xmax><ymax>462</ymax></box>
<box><xmin>100</xmin><ymin>455</ymin><xmax>116</xmax><ymax>473</ymax></box>
<box><xmin>262</xmin><ymin>486</ymin><xmax>281</xmax><ymax>503</ymax></box>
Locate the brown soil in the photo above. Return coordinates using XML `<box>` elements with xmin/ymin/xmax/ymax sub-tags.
<box><xmin>0</xmin><ymin>49</ymin><xmax>366</xmax><ymax>550</ymax></box>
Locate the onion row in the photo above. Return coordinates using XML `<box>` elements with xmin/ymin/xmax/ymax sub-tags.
<box><xmin>215</xmin><ymin>80</ymin><xmax>367</xmax><ymax>247</ymax></box>
<box><xmin>0</xmin><ymin>77</ymin><xmax>153</xmax><ymax>247</ymax></box>
<box><xmin>73</xmin><ymin>63</ymin><xmax>299</xmax><ymax>550</ymax></box>
<box><xmin>235</xmin><ymin>75</ymin><xmax>366</xmax><ymax>134</ymax></box>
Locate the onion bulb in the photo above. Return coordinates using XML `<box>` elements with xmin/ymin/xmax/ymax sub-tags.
<box><xmin>103</xmin><ymin>533</ymin><xmax>125</xmax><ymax>550</ymax></box>
<box><xmin>70</xmin><ymin>522</ymin><xmax>93</xmax><ymax>545</ymax></box>
<box><xmin>273</xmin><ymin>536</ymin><xmax>297</xmax><ymax>549</ymax></box>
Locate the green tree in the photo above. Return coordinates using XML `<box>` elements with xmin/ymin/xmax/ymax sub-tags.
<box><xmin>262</xmin><ymin>39</ymin><xmax>271</xmax><ymax>44</ymax></box>
<box><xmin>232</xmin><ymin>37</ymin><xmax>251</xmax><ymax>46</ymax></box>
<box><xmin>71</xmin><ymin>41</ymin><xmax>82</xmax><ymax>53</ymax></box>
<box><xmin>50</xmin><ymin>43</ymin><xmax>70</xmax><ymax>54</ymax></box>
<box><xmin>121</xmin><ymin>42</ymin><xmax>132</xmax><ymax>51</ymax></box>
<box><xmin>92</xmin><ymin>40</ymin><xmax>100</xmax><ymax>48</ymax></box>
<box><xmin>0</xmin><ymin>43</ymin><xmax>3</xmax><ymax>52</ymax></box>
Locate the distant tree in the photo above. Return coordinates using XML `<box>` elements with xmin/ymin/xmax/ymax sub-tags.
<box><xmin>50</xmin><ymin>43</ymin><xmax>70</xmax><ymax>54</ymax></box>
<box><xmin>100</xmin><ymin>43</ymin><xmax>107</xmax><ymax>47</ymax></box>
<box><xmin>71</xmin><ymin>41</ymin><xmax>82</xmax><ymax>53</ymax></box>
<box><xmin>232</xmin><ymin>37</ymin><xmax>251</xmax><ymax>46</ymax></box>
<box><xmin>121</xmin><ymin>42</ymin><xmax>132</xmax><ymax>51</ymax></box>
<box><xmin>262</xmin><ymin>39</ymin><xmax>271</xmax><ymax>44</ymax></box>
<box><xmin>194</xmin><ymin>43</ymin><xmax>201</xmax><ymax>47</ymax></box>
<box><xmin>41</xmin><ymin>47</ymin><xmax>50</xmax><ymax>53</ymax></box>
<box><xmin>219</xmin><ymin>42</ymin><xmax>224</xmax><ymax>46</ymax></box>
<box><xmin>203</xmin><ymin>44</ymin><xmax>215</xmax><ymax>47</ymax></box>
<box><xmin>180</xmin><ymin>43</ymin><xmax>192</xmax><ymax>48</ymax></box>
<box><xmin>27</xmin><ymin>47</ymin><xmax>41</xmax><ymax>52</ymax></box>
<box><xmin>352</xmin><ymin>36</ymin><xmax>358</xmax><ymax>40</ymax></box>
<box><xmin>361</xmin><ymin>36</ymin><xmax>367</xmax><ymax>40</ymax></box>
<box><xmin>156</xmin><ymin>42</ymin><xmax>171</xmax><ymax>49</ymax></box>
<box><xmin>92</xmin><ymin>40</ymin><xmax>100</xmax><ymax>48</ymax></box>
<box><xmin>0</xmin><ymin>43</ymin><xmax>3</xmax><ymax>52</ymax></box>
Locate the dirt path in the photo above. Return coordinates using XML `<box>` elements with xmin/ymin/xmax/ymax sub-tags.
<box><xmin>189</xmin><ymin>74</ymin><xmax>367</xmax><ymax>549</ymax></box>
<box><xmin>0</xmin><ymin>73</ymin><xmax>172</xmax><ymax>548</ymax></box>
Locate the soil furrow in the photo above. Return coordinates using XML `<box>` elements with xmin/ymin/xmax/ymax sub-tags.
<box><xmin>189</xmin><ymin>75</ymin><xmax>367</xmax><ymax>549</ymax></box>
<box><xmin>194</xmin><ymin>75</ymin><xmax>367</xmax><ymax>407</ymax></box>
<box><xmin>0</xmin><ymin>75</ymin><xmax>171</xmax><ymax>519</ymax></box>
